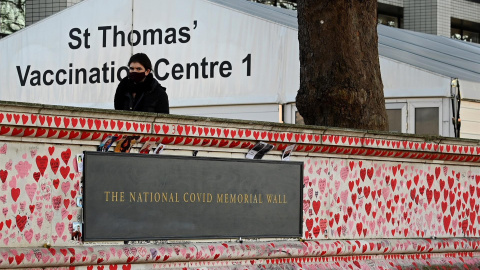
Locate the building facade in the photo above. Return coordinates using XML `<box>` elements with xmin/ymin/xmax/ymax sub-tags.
<box><xmin>378</xmin><ymin>0</ymin><xmax>480</xmax><ymax>43</ymax></box>
<box><xmin>253</xmin><ymin>0</ymin><xmax>480</xmax><ymax>43</ymax></box>
<box><xmin>17</xmin><ymin>0</ymin><xmax>480</xmax><ymax>43</ymax></box>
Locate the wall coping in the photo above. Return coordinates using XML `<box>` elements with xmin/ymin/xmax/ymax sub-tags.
<box><xmin>1</xmin><ymin>101</ymin><xmax>479</xmax><ymax>164</ymax></box>
<box><xmin>1</xmin><ymin>238</ymin><xmax>480</xmax><ymax>268</ymax></box>
<box><xmin>1</xmin><ymin>100</ymin><xmax>478</xmax><ymax>143</ymax></box>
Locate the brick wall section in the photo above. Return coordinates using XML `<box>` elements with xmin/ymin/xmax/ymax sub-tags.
<box><xmin>404</xmin><ymin>0</ymin><xmax>438</xmax><ymax>35</ymax></box>
<box><xmin>379</xmin><ymin>0</ymin><xmax>479</xmax><ymax>38</ymax></box>
<box><xmin>24</xmin><ymin>0</ymin><xmax>479</xmax><ymax>38</ymax></box>
<box><xmin>437</xmin><ymin>0</ymin><xmax>453</xmax><ymax>37</ymax></box>
<box><xmin>451</xmin><ymin>0</ymin><xmax>480</xmax><ymax>23</ymax></box>
<box><xmin>402</xmin><ymin>0</ymin><xmax>452</xmax><ymax>37</ymax></box>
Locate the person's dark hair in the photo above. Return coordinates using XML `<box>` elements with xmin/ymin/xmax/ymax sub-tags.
<box><xmin>128</xmin><ymin>53</ymin><xmax>152</xmax><ymax>71</ymax></box>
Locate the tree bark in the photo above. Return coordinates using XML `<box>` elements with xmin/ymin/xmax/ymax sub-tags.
<box><xmin>296</xmin><ymin>0</ymin><xmax>388</xmax><ymax>131</ymax></box>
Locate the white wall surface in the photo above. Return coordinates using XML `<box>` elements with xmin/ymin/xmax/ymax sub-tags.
<box><xmin>380</xmin><ymin>57</ymin><xmax>452</xmax><ymax>98</ymax></box>
<box><xmin>133</xmin><ymin>0</ymin><xmax>299</xmax><ymax>107</ymax></box>
<box><xmin>0</xmin><ymin>0</ymin><xmax>132</xmax><ymax>108</ymax></box>
<box><xmin>460</xmin><ymin>101</ymin><xmax>480</xmax><ymax>140</ymax></box>
<box><xmin>461</xmin><ymin>80</ymin><xmax>480</xmax><ymax>100</ymax></box>
<box><xmin>0</xmin><ymin>0</ymin><xmax>299</xmax><ymax>109</ymax></box>
<box><xmin>171</xmin><ymin>103</ymin><xmax>280</xmax><ymax>122</ymax></box>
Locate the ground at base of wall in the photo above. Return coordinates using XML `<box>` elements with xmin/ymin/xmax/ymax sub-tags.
<box><xmin>14</xmin><ymin>252</ymin><xmax>480</xmax><ymax>270</ymax></box>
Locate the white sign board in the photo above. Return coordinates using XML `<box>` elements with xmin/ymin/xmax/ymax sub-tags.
<box><xmin>0</xmin><ymin>0</ymin><xmax>300</xmax><ymax>109</ymax></box>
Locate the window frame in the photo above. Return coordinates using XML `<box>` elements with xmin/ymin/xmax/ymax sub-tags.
<box><xmin>385</xmin><ymin>102</ymin><xmax>407</xmax><ymax>133</ymax></box>
<box><xmin>408</xmin><ymin>100</ymin><xmax>443</xmax><ymax>136</ymax></box>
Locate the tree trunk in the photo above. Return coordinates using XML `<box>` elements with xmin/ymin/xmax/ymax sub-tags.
<box><xmin>296</xmin><ymin>0</ymin><xmax>388</xmax><ymax>131</ymax></box>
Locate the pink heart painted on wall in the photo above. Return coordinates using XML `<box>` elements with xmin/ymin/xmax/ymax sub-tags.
<box><xmin>15</xmin><ymin>161</ymin><xmax>32</xmax><ymax>179</ymax></box>
<box><xmin>55</xmin><ymin>223</ymin><xmax>65</xmax><ymax>237</ymax></box>
<box><xmin>25</xmin><ymin>183</ymin><xmax>37</xmax><ymax>202</ymax></box>
<box><xmin>61</xmin><ymin>182</ymin><xmax>70</xmax><ymax>196</ymax></box>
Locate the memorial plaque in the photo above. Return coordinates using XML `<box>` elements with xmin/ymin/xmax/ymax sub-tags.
<box><xmin>83</xmin><ymin>152</ymin><xmax>302</xmax><ymax>241</ymax></box>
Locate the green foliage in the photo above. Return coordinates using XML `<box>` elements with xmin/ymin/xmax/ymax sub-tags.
<box><xmin>248</xmin><ymin>0</ymin><xmax>297</xmax><ymax>10</ymax></box>
<box><xmin>0</xmin><ymin>0</ymin><xmax>25</xmax><ymax>35</ymax></box>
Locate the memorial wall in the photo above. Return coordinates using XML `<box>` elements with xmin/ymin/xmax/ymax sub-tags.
<box><xmin>1</xmin><ymin>101</ymin><xmax>480</xmax><ymax>269</ymax></box>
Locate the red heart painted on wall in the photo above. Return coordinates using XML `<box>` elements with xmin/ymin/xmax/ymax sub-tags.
<box><xmin>33</xmin><ymin>172</ymin><xmax>41</xmax><ymax>182</ymax></box>
<box><xmin>61</xmin><ymin>149</ymin><xmax>71</xmax><ymax>165</ymax></box>
<box><xmin>0</xmin><ymin>170</ymin><xmax>8</xmax><ymax>183</ymax></box>
<box><xmin>13</xmin><ymin>114</ymin><xmax>20</xmax><ymax>124</ymax></box>
<box><xmin>443</xmin><ymin>215</ymin><xmax>451</xmax><ymax>232</ymax></box>
<box><xmin>52</xmin><ymin>179</ymin><xmax>60</xmax><ymax>189</ymax></box>
<box><xmin>60</xmin><ymin>166</ymin><xmax>70</xmax><ymax>179</ymax></box>
<box><xmin>16</xmin><ymin>214</ymin><xmax>27</xmax><ymax>232</ymax></box>
<box><xmin>94</xmin><ymin>120</ymin><xmax>102</xmax><ymax>130</ymax></box>
<box><xmin>11</xmin><ymin>188</ymin><xmax>20</xmax><ymax>202</ymax></box>
<box><xmin>50</xmin><ymin>158</ymin><xmax>60</xmax><ymax>174</ymax></box>
<box><xmin>35</xmin><ymin>156</ymin><xmax>48</xmax><ymax>176</ymax></box>
<box><xmin>12</xmin><ymin>128</ymin><xmax>24</xmax><ymax>136</ymax></box>
<box><xmin>0</xmin><ymin>126</ymin><xmax>11</xmax><ymax>135</ymax></box>
<box><xmin>153</xmin><ymin>124</ymin><xmax>161</xmax><ymax>134</ymax></box>
<box><xmin>63</xmin><ymin>199</ymin><xmax>70</xmax><ymax>209</ymax></box>
<box><xmin>53</xmin><ymin>116</ymin><xmax>62</xmax><ymax>127</ymax></box>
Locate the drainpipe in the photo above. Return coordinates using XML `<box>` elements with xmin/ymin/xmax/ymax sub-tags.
<box><xmin>451</xmin><ymin>78</ymin><xmax>461</xmax><ymax>138</ymax></box>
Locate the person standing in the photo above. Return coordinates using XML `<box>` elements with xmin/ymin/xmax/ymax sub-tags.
<box><xmin>114</xmin><ymin>53</ymin><xmax>169</xmax><ymax>113</ymax></box>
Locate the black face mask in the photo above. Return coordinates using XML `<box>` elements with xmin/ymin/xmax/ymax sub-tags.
<box><xmin>129</xmin><ymin>72</ymin><xmax>146</xmax><ymax>83</ymax></box>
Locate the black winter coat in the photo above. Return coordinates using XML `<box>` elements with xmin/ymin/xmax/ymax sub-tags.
<box><xmin>114</xmin><ymin>74</ymin><xmax>169</xmax><ymax>114</ymax></box>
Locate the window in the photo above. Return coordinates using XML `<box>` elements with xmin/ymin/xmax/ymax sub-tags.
<box><xmin>415</xmin><ymin>107</ymin><xmax>439</xmax><ymax>135</ymax></box>
<box><xmin>386</xmin><ymin>109</ymin><xmax>402</xmax><ymax>132</ymax></box>
<box><xmin>451</xmin><ymin>18</ymin><xmax>480</xmax><ymax>44</ymax></box>
<box><xmin>452</xmin><ymin>28</ymin><xmax>480</xmax><ymax>43</ymax></box>
<box><xmin>290</xmin><ymin>99</ymin><xmax>447</xmax><ymax>137</ymax></box>
<box><xmin>408</xmin><ymin>100</ymin><xmax>443</xmax><ymax>136</ymax></box>
<box><xmin>461</xmin><ymin>30</ymin><xmax>479</xmax><ymax>43</ymax></box>
<box><xmin>247</xmin><ymin>0</ymin><xmax>297</xmax><ymax>10</ymax></box>
<box><xmin>378</xmin><ymin>14</ymin><xmax>399</xmax><ymax>28</ymax></box>
<box><xmin>377</xmin><ymin>3</ymin><xmax>403</xmax><ymax>29</ymax></box>
<box><xmin>386</xmin><ymin>102</ymin><xmax>407</xmax><ymax>133</ymax></box>
<box><xmin>388</xmin><ymin>100</ymin><xmax>446</xmax><ymax>136</ymax></box>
